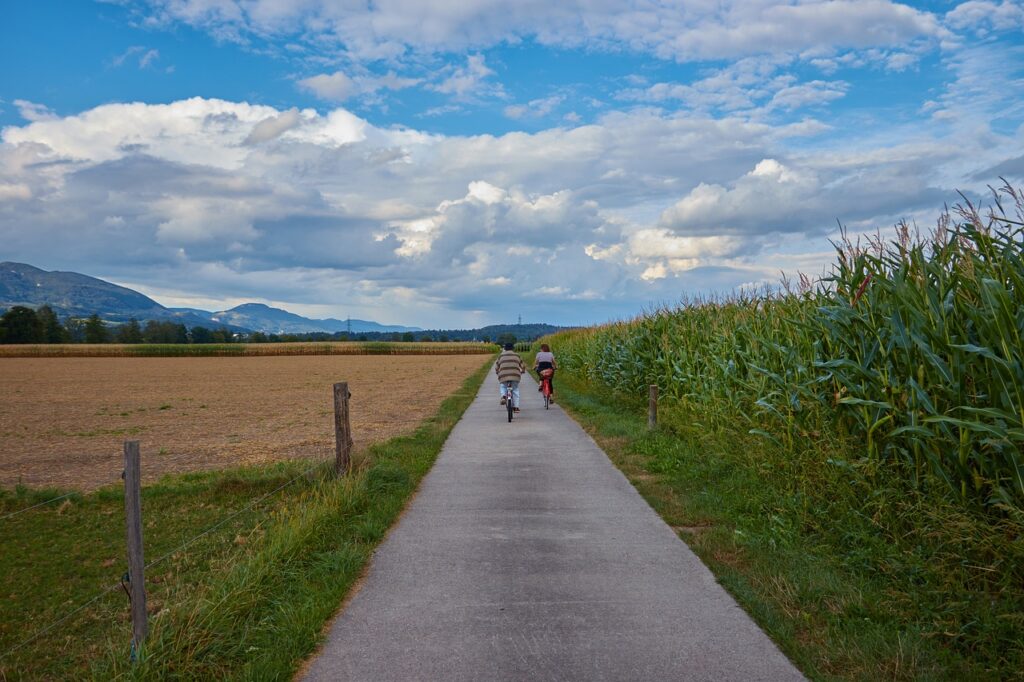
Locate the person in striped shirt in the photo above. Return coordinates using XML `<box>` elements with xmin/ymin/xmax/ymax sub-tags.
<box><xmin>495</xmin><ymin>343</ymin><xmax>526</xmax><ymax>412</ymax></box>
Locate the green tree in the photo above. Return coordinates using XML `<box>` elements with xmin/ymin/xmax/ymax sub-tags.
<box><xmin>496</xmin><ymin>332</ymin><xmax>517</xmax><ymax>347</ymax></box>
<box><xmin>401</xmin><ymin>331</ymin><xmax>415</xmax><ymax>342</ymax></box>
<box><xmin>143</xmin><ymin>320</ymin><xmax>188</xmax><ymax>343</ymax></box>
<box><xmin>36</xmin><ymin>306</ymin><xmax>67</xmax><ymax>343</ymax></box>
<box><xmin>116</xmin><ymin>318</ymin><xmax>144</xmax><ymax>344</ymax></box>
<box><xmin>84</xmin><ymin>314</ymin><xmax>109</xmax><ymax>344</ymax></box>
<box><xmin>248</xmin><ymin>331</ymin><xmax>267</xmax><ymax>343</ymax></box>
<box><xmin>0</xmin><ymin>306</ymin><xmax>43</xmax><ymax>343</ymax></box>
<box><xmin>64</xmin><ymin>318</ymin><xmax>86</xmax><ymax>343</ymax></box>
<box><xmin>210</xmin><ymin>328</ymin><xmax>234</xmax><ymax>343</ymax></box>
<box><xmin>190</xmin><ymin>326</ymin><xmax>213</xmax><ymax>343</ymax></box>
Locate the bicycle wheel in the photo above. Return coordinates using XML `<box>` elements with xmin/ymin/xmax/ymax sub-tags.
<box><xmin>506</xmin><ymin>384</ymin><xmax>514</xmax><ymax>422</ymax></box>
<box><xmin>543</xmin><ymin>383</ymin><xmax>550</xmax><ymax>410</ymax></box>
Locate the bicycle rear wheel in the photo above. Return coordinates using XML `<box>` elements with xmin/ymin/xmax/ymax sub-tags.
<box><xmin>506</xmin><ymin>384</ymin><xmax>514</xmax><ymax>422</ymax></box>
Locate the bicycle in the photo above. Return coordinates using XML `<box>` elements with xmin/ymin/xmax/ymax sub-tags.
<box><xmin>504</xmin><ymin>380</ymin><xmax>516</xmax><ymax>422</ymax></box>
<box><xmin>538</xmin><ymin>368</ymin><xmax>554</xmax><ymax>409</ymax></box>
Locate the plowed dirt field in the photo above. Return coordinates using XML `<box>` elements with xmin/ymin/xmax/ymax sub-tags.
<box><xmin>0</xmin><ymin>354</ymin><xmax>490</xmax><ymax>490</ymax></box>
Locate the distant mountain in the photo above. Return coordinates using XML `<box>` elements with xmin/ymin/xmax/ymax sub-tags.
<box><xmin>0</xmin><ymin>261</ymin><xmax>225</xmax><ymax>328</ymax></box>
<box><xmin>0</xmin><ymin>262</ymin><xmax>419</xmax><ymax>334</ymax></box>
<box><xmin>210</xmin><ymin>303</ymin><xmax>420</xmax><ymax>334</ymax></box>
<box><xmin>354</xmin><ymin>323</ymin><xmax>566</xmax><ymax>342</ymax></box>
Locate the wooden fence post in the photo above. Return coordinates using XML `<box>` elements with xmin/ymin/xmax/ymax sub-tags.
<box><xmin>648</xmin><ymin>385</ymin><xmax>658</xmax><ymax>430</ymax></box>
<box><xmin>123</xmin><ymin>441</ymin><xmax>148</xmax><ymax>655</ymax></box>
<box><xmin>334</xmin><ymin>382</ymin><xmax>353</xmax><ymax>475</ymax></box>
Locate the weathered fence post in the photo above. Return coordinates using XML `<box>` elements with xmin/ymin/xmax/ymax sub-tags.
<box><xmin>648</xmin><ymin>385</ymin><xmax>658</xmax><ymax>430</ymax></box>
<box><xmin>123</xmin><ymin>441</ymin><xmax>148</xmax><ymax>655</ymax></box>
<box><xmin>334</xmin><ymin>382</ymin><xmax>353</xmax><ymax>475</ymax></box>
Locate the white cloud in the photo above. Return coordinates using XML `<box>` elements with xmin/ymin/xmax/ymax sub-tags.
<box><xmin>13</xmin><ymin>100</ymin><xmax>57</xmax><ymax>122</ymax></box>
<box><xmin>432</xmin><ymin>54</ymin><xmax>502</xmax><ymax>99</ymax></box>
<box><xmin>504</xmin><ymin>96</ymin><xmax>564</xmax><ymax>120</ymax></box>
<box><xmin>946</xmin><ymin>1</ymin><xmax>1024</xmax><ymax>34</ymax></box>
<box><xmin>1</xmin><ymin>92</ymin><xmax>1019</xmax><ymax>325</ymax></box>
<box><xmin>132</xmin><ymin>0</ymin><xmax>950</xmax><ymax>63</ymax></box>
<box><xmin>297</xmin><ymin>70</ymin><xmax>420</xmax><ymax>102</ymax></box>
<box><xmin>112</xmin><ymin>46</ymin><xmax>161</xmax><ymax>69</ymax></box>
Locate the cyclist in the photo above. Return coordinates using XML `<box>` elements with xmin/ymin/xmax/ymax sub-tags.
<box><xmin>495</xmin><ymin>343</ymin><xmax>526</xmax><ymax>413</ymax></box>
<box><xmin>533</xmin><ymin>343</ymin><xmax>557</xmax><ymax>403</ymax></box>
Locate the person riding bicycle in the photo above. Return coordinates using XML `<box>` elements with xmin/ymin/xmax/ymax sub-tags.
<box><xmin>495</xmin><ymin>343</ymin><xmax>526</xmax><ymax>413</ymax></box>
<box><xmin>533</xmin><ymin>343</ymin><xmax>557</xmax><ymax>403</ymax></box>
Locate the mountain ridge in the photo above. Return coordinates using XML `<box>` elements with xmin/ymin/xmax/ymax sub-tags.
<box><xmin>0</xmin><ymin>262</ymin><xmax>419</xmax><ymax>334</ymax></box>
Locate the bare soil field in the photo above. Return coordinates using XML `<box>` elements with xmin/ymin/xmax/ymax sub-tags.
<box><xmin>0</xmin><ymin>355</ymin><xmax>490</xmax><ymax>490</ymax></box>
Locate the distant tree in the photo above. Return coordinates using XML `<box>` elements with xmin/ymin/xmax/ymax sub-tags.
<box><xmin>84</xmin><ymin>314</ymin><xmax>109</xmax><ymax>343</ymax></box>
<box><xmin>210</xmin><ymin>327</ymin><xmax>234</xmax><ymax>343</ymax></box>
<box><xmin>0</xmin><ymin>306</ymin><xmax>43</xmax><ymax>344</ymax></box>
<box><xmin>36</xmin><ymin>306</ymin><xmax>67</xmax><ymax>343</ymax></box>
<box><xmin>439</xmin><ymin>335</ymin><xmax>450</xmax><ymax>342</ymax></box>
<box><xmin>496</xmin><ymin>332</ymin><xmax>516</xmax><ymax>347</ymax></box>
<box><xmin>389</xmin><ymin>332</ymin><xmax>401</xmax><ymax>342</ymax></box>
<box><xmin>420</xmin><ymin>335</ymin><xmax>433</xmax><ymax>342</ymax></box>
<box><xmin>268</xmin><ymin>333</ymin><xmax>282</xmax><ymax>343</ymax></box>
<box><xmin>143</xmin><ymin>320</ymin><xmax>188</xmax><ymax>344</ymax></box>
<box><xmin>64</xmin><ymin>318</ymin><xmax>86</xmax><ymax>343</ymax></box>
<box><xmin>116</xmin><ymin>318</ymin><xmax>144</xmax><ymax>344</ymax></box>
<box><xmin>336</xmin><ymin>333</ymin><xmax>350</xmax><ymax>342</ymax></box>
<box><xmin>481</xmin><ymin>335</ymin><xmax>490</xmax><ymax>344</ymax></box>
<box><xmin>248</xmin><ymin>331</ymin><xmax>268</xmax><ymax>343</ymax></box>
<box><xmin>357</xmin><ymin>334</ymin><xmax>368</xmax><ymax>342</ymax></box>
<box><xmin>401</xmin><ymin>332</ymin><xmax>415</xmax><ymax>342</ymax></box>
<box><xmin>190</xmin><ymin>326</ymin><xmax>213</xmax><ymax>344</ymax></box>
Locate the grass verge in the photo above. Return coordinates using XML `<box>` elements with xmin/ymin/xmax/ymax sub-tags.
<box><xmin>549</xmin><ymin>371</ymin><xmax>1024</xmax><ymax>682</ymax></box>
<box><xmin>0</xmin><ymin>356</ymin><xmax>493</xmax><ymax>680</ymax></box>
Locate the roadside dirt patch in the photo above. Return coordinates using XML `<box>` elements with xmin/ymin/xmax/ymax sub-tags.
<box><xmin>0</xmin><ymin>355</ymin><xmax>488</xmax><ymax>490</ymax></box>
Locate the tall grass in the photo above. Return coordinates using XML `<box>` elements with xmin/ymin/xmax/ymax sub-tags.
<box><xmin>550</xmin><ymin>184</ymin><xmax>1024</xmax><ymax>515</ymax></box>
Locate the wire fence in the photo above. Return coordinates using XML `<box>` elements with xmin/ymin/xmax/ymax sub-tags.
<box><xmin>0</xmin><ymin>491</ymin><xmax>79</xmax><ymax>521</ymax></box>
<box><xmin>0</xmin><ymin>452</ymin><xmax>332</xmax><ymax>667</ymax></box>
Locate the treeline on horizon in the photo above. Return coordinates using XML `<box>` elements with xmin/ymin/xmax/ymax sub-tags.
<box><xmin>0</xmin><ymin>306</ymin><xmax>560</xmax><ymax>346</ymax></box>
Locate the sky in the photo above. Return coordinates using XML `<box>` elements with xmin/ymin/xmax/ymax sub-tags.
<box><xmin>1</xmin><ymin>1</ymin><xmax>1022</xmax><ymax>328</ymax></box>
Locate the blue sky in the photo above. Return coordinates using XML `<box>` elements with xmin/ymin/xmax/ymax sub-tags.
<box><xmin>1</xmin><ymin>1</ymin><xmax>1022</xmax><ymax>327</ymax></box>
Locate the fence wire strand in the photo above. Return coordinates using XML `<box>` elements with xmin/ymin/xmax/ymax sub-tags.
<box><xmin>1</xmin><ymin>456</ymin><xmax>330</xmax><ymax>665</ymax></box>
<box><xmin>144</xmin><ymin>459</ymin><xmax>328</xmax><ymax>572</ymax></box>
<box><xmin>1</xmin><ymin>492</ymin><xmax>79</xmax><ymax>521</ymax></box>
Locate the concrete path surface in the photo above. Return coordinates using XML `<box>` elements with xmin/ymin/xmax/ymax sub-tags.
<box><xmin>302</xmin><ymin>373</ymin><xmax>804</xmax><ymax>681</ymax></box>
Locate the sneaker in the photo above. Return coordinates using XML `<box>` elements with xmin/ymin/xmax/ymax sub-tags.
<box><xmin>537</xmin><ymin>385</ymin><xmax>543</xmax><ymax>392</ymax></box>
<box><xmin>500</xmin><ymin>396</ymin><xmax>506</xmax><ymax>405</ymax></box>
<box><xmin>549</xmin><ymin>397</ymin><xmax>555</xmax><ymax>404</ymax></box>
<box><xmin>513</xmin><ymin>407</ymin><xmax>521</xmax><ymax>413</ymax></box>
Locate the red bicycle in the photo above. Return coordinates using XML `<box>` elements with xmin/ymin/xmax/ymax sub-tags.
<box><xmin>538</xmin><ymin>368</ymin><xmax>554</xmax><ymax>410</ymax></box>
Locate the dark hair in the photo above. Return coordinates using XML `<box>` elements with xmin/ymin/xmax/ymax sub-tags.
<box><xmin>504</xmin><ymin>343</ymin><xmax>515</xmax><ymax>350</ymax></box>
<box><xmin>540</xmin><ymin>343</ymin><xmax>550</xmax><ymax>352</ymax></box>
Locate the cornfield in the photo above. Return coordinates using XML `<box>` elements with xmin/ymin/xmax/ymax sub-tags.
<box><xmin>546</xmin><ymin>184</ymin><xmax>1024</xmax><ymax>514</ymax></box>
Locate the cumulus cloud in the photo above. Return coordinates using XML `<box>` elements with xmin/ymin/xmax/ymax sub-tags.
<box><xmin>946</xmin><ymin>1</ymin><xmax>1024</xmax><ymax>34</ymax></box>
<box><xmin>13</xmin><ymin>100</ymin><xmax>57</xmax><ymax>122</ymax></box>
<box><xmin>432</xmin><ymin>54</ymin><xmax>502</xmax><ymax>99</ymax></box>
<box><xmin>127</xmin><ymin>0</ymin><xmax>950</xmax><ymax>63</ymax></box>
<box><xmin>1</xmin><ymin>91</ymin><xmax>1019</xmax><ymax>325</ymax></box>
<box><xmin>297</xmin><ymin>70</ymin><xmax>420</xmax><ymax>102</ymax></box>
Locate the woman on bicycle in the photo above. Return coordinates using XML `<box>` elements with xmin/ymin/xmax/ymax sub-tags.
<box><xmin>534</xmin><ymin>343</ymin><xmax>557</xmax><ymax>403</ymax></box>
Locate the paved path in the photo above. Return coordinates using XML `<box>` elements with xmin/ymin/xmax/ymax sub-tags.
<box><xmin>302</xmin><ymin>373</ymin><xmax>804</xmax><ymax>681</ymax></box>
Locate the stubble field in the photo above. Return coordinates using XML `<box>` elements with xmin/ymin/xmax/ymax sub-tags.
<box><xmin>0</xmin><ymin>354</ymin><xmax>490</xmax><ymax>490</ymax></box>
